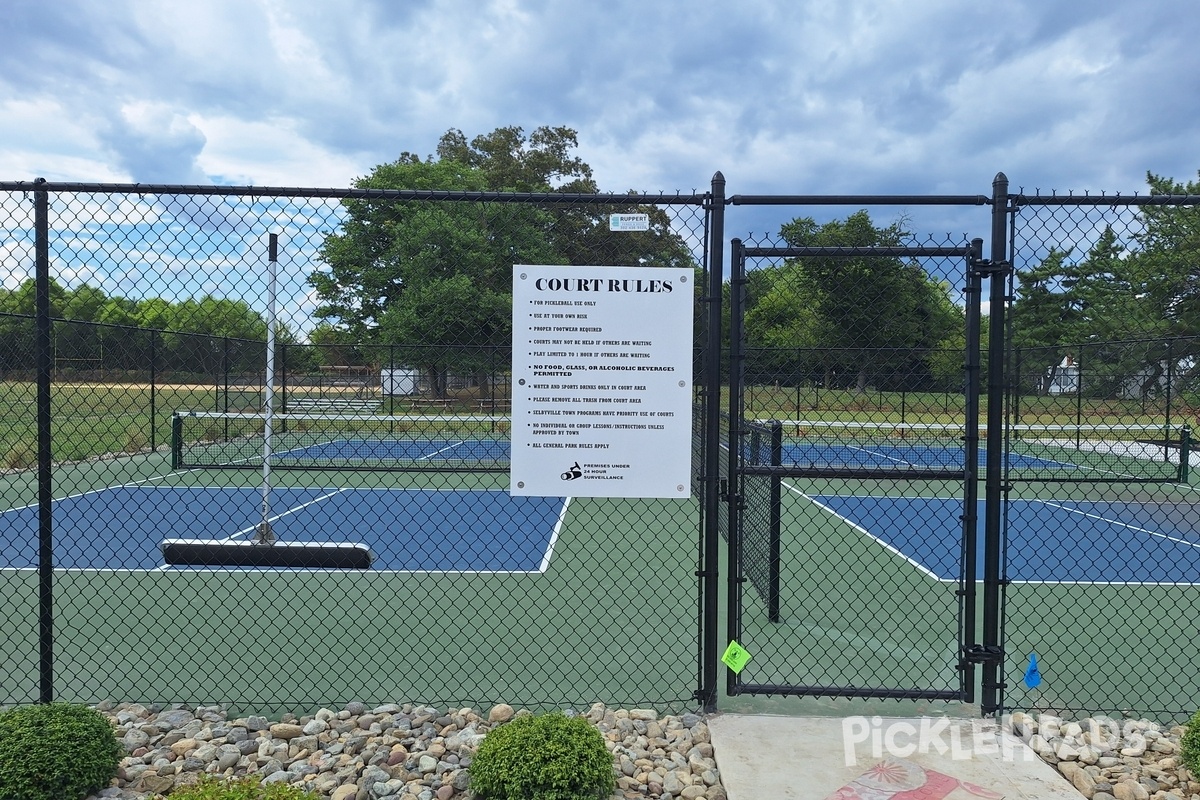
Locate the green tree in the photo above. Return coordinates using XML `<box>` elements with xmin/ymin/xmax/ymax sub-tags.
<box><xmin>57</xmin><ymin>283</ymin><xmax>110</xmax><ymax>370</ymax></box>
<box><xmin>1135</xmin><ymin>170</ymin><xmax>1200</xmax><ymax>336</ymax></box>
<box><xmin>378</xmin><ymin>274</ymin><xmax>511</xmax><ymax>397</ymax></box>
<box><xmin>157</xmin><ymin>296</ymin><xmax>269</xmax><ymax>376</ymax></box>
<box><xmin>435</xmin><ymin>125</ymin><xmax>596</xmax><ymax>192</ymax></box>
<box><xmin>1011</xmin><ymin>225</ymin><xmax>1180</xmax><ymax>398</ymax></box>
<box><xmin>755</xmin><ymin>211</ymin><xmax>962</xmax><ymax>392</ymax></box>
<box><xmin>0</xmin><ymin>279</ymin><xmax>65</xmax><ymax>374</ymax></box>
<box><xmin>437</xmin><ymin>126</ymin><xmax>693</xmax><ymax>273</ymax></box>
<box><xmin>311</xmin><ymin>125</ymin><xmax>696</xmax><ymax>396</ymax></box>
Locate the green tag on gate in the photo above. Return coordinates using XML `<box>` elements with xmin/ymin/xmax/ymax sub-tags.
<box><xmin>721</xmin><ymin>640</ymin><xmax>752</xmax><ymax>673</ymax></box>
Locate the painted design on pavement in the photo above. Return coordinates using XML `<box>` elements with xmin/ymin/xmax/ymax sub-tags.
<box><xmin>823</xmin><ymin>758</ymin><xmax>1004</xmax><ymax>800</ymax></box>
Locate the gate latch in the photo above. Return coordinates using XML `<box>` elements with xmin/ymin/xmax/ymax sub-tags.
<box><xmin>968</xmin><ymin>258</ymin><xmax>1012</xmax><ymax>277</ymax></box>
<box><xmin>962</xmin><ymin>644</ymin><xmax>1004</xmax><ymax>664</ymax></box>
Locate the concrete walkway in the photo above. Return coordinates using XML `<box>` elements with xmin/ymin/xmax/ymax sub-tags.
<box><xmin>708</xmin><ymin>715</ymin><xmax>1081</xmax><ymax>799</ymax></box>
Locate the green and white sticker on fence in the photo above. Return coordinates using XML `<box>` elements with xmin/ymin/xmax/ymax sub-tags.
<box><xmin>721</xmin><ymin>640</ymin><xmax>751</xmax><ymax>673</ymax></box>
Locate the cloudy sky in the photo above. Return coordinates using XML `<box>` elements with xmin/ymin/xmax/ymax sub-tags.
<box><xmin>2</xmin><ymin>0</ymin><xmax>1199</xmax><ymax>324</ymax></box>
<box><xmin>4</xmin><ymin>0</ymin><xmax>1199</xmax><ymax>198</ymax></box>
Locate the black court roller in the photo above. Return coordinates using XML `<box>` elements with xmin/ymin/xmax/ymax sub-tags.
<box><xmin>161</xmin><ymin>540</ymin><xmax>373</xmax><ymax>569</ymax></box>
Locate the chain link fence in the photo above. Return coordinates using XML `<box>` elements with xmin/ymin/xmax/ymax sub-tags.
<box><xmin>0</xmin><ymin>183</ymin><xmax>713</xmax><ymax>715</ymax></box>
<box><xmin>1004</xmin><ymin>195</ymin><xmax>1200</xmax><ymax>721</ymax></box>
<box><xmin>3</xmin><ymin>176</ymin><xmax>1199</xmax><ymax>725</ymax></box>
<box><xmin>725</xmin><ymin>227</ymin><xmax>980</xmax><ymax>703</ymax></box>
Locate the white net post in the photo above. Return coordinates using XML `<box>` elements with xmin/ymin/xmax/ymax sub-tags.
<box><xmin>257</xmin><ymin>233</ymin><xmax>278</xmax><ymax>545</ymax></box>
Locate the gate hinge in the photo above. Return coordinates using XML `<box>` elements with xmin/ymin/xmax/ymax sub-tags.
<box><xmin>962</xmin><ymin>644</ymin><xmax>1004</xmax><ymax>664</ymax></box>
<box><xmin>969</xmin><ymin>258</ymin><xmax>1012</xmax><ymax>277</ymax></box>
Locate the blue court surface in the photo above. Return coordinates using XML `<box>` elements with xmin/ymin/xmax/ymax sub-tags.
<box><xmin>806</xmin><ymin>494</ymin><xmax>1200</xmax><ymax>584</ymax></box>
<box><xmin>1</xmin><ymin>487</ymin><xmax>566</xmax><ymax>571</ymax></box>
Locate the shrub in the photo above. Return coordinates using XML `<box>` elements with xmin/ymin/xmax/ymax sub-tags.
<box><xmin>4</xmin><ymin>441</ymin><xmax>36</xmax><ymax>470</ymax></box>
<box><xmin>168</xmin><ymin>775</ymin><xmax>320</xmax><ymax>800</ymax></box>
<box><xmin>469</xmin><ymin>711</ymin><xmax>615</xmax><ymax>800</ymax></box>
<box><xmin>123</xmin><ymin>427</ymin><xmax>149</xmax><ymax>453</ymax></box>
<box><xmin>1182</xmin><ymin>709</ymin><xmax>1200</xmax><ymax>778</ymax></box>
<box><xmin>0</xmin><ymin>703</ymin><xmax>121</xmax><ymax>800</ymax></box>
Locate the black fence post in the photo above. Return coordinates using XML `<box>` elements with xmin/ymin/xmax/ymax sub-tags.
<box><xmin>280</xmin><ymin>342</ymin><xmax>289</xmax><ymax>415</ymax></box>
<box><xmin>725</xmin><ymin>236</ymin><xmax>746</xmax><ymax>702</ymax></box>
<box><xmin>34</xmin><ymin>178</ymin><xmax>54</xmax><ymax>704</ymax></box>
<box><xmin>1166</xmin><ymin>338</ymin><xmax>1174</xmax><ymax>441</ymax></box>
<box><xmin>1013</xmin><ymin>348</ymin><xmax>1022</xmax><ymax>423</ymax></box>
<box><xmin>149</xmin><ymin>328</ymin><xmax>157</xmax><ymax>451</ymax></box>
<box><xmin>767</xmin><ymin>421</ymin><xmax>782</xmax><ymax>624</ymax></box>
<box><xmin>698</xmin><ymin>172</ymin><xmax>725</xmax><ymax>712</ymax></box>
<box><xmin>1076</xmin><ymin>348</ymin><xmax>1084</xmax><ymax>448</ymax></box>
<box><xmin>959</xmin><ymin>239</ymin><xmax>984</xmax><ymax>703</ymax></box>
<box><xmin>981</xmin><ymin>173</ymin><xmax>1011</xmax><ymax>716</ymax></box>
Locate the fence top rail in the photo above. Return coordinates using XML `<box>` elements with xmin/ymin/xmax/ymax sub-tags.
<box><xmin>0</xmin><ymin>311</ymin><xmax>266</xmax><ymax>344</ymax></box>
<box><xmin>1012</xmin><ymin>193</ymin><xmax>1200</xmax><ymax>207</ymax></box>
<box><xmin>0</xmin><ymin>179</ymin><xmax>710</xmax><ymax>206</ymax></box>
<box><xmin>731</xmin><ymin>194</ymin><xmax>991</xmax><ymax>206</ymax></box>
<box><xmin>739</xmin><ymin>245</ymin><xmax>972</xmax><ymax>258</ymax></box>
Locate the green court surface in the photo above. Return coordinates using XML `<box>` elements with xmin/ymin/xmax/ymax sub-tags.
<box><xmin>728</xmin><ymin>471</ymin><xmax>1200</xmax><ymax>720</ymax></box>
<box><xmin>0</xmin><ymin>451</ymin><xmax>701</xmax><ymax>715</ymax></box>
<box><xmin>4</xmin><ymin>436</ymin><xmax>1198</xmax><ymax>719</ymax></box>
<box><xmin>731</xmin><ymin>476</ymin><xmax>964</xmax><ymax>699</ymax></box>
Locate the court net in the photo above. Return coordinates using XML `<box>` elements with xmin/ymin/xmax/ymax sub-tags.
<box><xmin>172</xmin><ymin>411</ymin><xmax>511</xmax><ymax>472</ymax></box>
<box><xmin>746</xmin><ymin>420</ymin><xmax>1192</xmax><ymax>482</ymax></box>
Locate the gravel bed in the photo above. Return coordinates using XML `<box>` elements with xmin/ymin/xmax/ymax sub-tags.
<box><xmin>84</xmin><ymin>701</ymin><xmax>726</xmax><ymax>800</ymax></box>
<box><xmin>74</xmin><ymin>701</ymin><xmax>1200</xmax><ymax>799</ymax></box>
<box><xmin>1014</xmin><ymin>711</ymin><xmax>1199</xmax><ymax>799</ymax></box>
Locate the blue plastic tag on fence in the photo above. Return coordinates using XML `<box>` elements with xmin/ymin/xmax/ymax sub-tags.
<box><xmin>1023</xmin><ymin>652</ymin><xmax>1041</xmax><ymax>689</ymax></box>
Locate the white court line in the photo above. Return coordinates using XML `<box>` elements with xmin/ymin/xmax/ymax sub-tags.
<box><xmin>539</xmin><ymin>496</ymin><xmax>572</xmax><ymax>573</ymax></box>
<box><xmin>140</xmin><ymin>487</ymin><xmax>565</xmax><ymax>575</ymax></box>
<box><xmin>302</xmin><ymin>486</ymin><xmax>567</xmax><ymax>574</ymax></box>
<box><xmin>1037</xmin><ymin>499</ymin><xmax>1200</xmax><ymax>551</ymax></box>
<box><xmin>3</xmin><ymin>471</ymin><xmax>263</xmax><ymax>514</ymax></box>
<box><xmin>780</xmin><ymin>490</ymin><xmax>1200</xmax><ymax>586</ymax></box>
<box><xmin>416</xmin><ymin>439</ymin><xmax>483</xmax><ymax>461</ymax></box>
<box><xmin>779</xmin><ymin>481</ymin><xmax>946</xmax><ymax>582</ymax></box>
<box><xmin>842</xmin><ymin>443</ymin><xmax>918</xmax><ymax>468</ymax></box>
<box><xmin>222</xmin><ymin>488</ymin><xmax>349</xmax><ymax>542</ymax></box>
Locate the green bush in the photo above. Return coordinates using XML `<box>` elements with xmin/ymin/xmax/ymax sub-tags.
<box><xmin>1182</xmin><ymin>710</ymin><xmax>1200</xmax><ymax>778</ymax></box>
<box><xmin>168</xmin><ymin>775</ymin><xmax>320</xmax><ymax>800</ymax></box>
<box><xmin>0</xmin><ymin>703</ymin><xmax>121</xmax><ymax>800</ymax></box>
<box><xmin>469</xmin><ymin>711</ymin><xmax>615</xmax><ymax>800</ymax></box>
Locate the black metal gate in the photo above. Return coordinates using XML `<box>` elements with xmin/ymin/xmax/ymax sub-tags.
<box><xmin>724</xmin><ymin>231</ymin><xmax>989</xmax><ymax>703</ymax></box>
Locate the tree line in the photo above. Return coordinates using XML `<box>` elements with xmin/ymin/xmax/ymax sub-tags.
<box><xmin>0</xmin><ymin>280</ymin><xmax>283</xmax><ymax>377</ymax></box>
<box><xmin>1010</xmin><ymin>171</ymin><xmax>1200</xmax><ymax>399</ymax></box>
<box><xmin>7</xmin><ymin>123</ymin><xmax>1194</xmax><ymax>402</ymax></box>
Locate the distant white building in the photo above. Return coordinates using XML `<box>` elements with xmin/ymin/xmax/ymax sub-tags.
<box><xmin>1118</xmin><ymin>355</ymin><xmax>1196</xmax><ymax>400</ymax></box>
<box><xmin>1044</xmin><ymin>354</ymin><xmax>1080</xmax><ymax>395</ymax></box>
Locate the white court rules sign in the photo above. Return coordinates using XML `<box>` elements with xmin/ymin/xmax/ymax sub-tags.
<box><xmin>511</xmin><ymin>265</ymin><xmax>694</xmax><ymax>498</ymax></box>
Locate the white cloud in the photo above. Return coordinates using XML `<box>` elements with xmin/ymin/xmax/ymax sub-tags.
<box><xmin>0</xmin><ymin>0</ymin><xmax>1196</xmax><ymax>320</ymax></box>
<box><xmin>190</xmin><ymin>115</ymin><xmax>368</xmax><ymax>187</ymax></box>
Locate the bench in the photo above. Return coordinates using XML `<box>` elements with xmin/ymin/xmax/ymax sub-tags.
<box><xmin>286</xmin><ymin>398</ymin><xmax>380</xmax><ymax>414</ymax></box>
<box><xmin>476</xmin><ymin>399</ymin><xmax>512</xmax><ymax>411</ymax></box>
<box><xmin>406</xmin><ymin>398</ymin><xmax>455</xmax><ymax>410</ymax></box>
